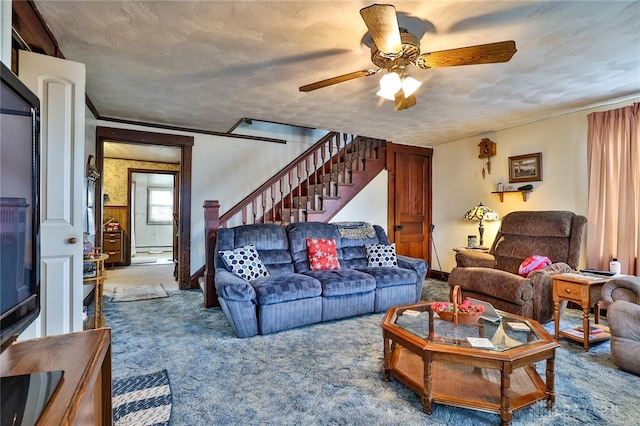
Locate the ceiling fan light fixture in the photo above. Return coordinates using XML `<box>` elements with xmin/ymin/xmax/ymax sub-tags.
<box><xmin>377</xmin><ymin>72</ymin><xmax>402</xmax><ymax>100</ymax></box>
<box><xmin>401</xmin><ymin>76</ymin><xmax>421</xmax><ymax>97</ymax></box>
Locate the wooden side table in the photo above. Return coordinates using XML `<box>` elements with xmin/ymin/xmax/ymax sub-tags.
<box><xmin>83</xmin><ymin>253</ymin><xmax>109</xmax><ymax>329</ymax></box>
<box><xmin>1</xmin><ymin>329</ymin><xmax>112</xmax><ymax>425</ymax></box>
<box><xmin>552</xmin><ymin>273</ymin><xmax>611</xmax><ymax>351</ymax></box>
<box><xmin>452</xmin><ymin>247</ymin><xmax>490</xmax><ymax>253</ymax></box>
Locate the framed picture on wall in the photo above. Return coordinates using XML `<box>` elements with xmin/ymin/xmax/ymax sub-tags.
<box><xmin>509</xmin><ymin>153</ymin><xmax>542</xmax><ymax>183</ymax></box>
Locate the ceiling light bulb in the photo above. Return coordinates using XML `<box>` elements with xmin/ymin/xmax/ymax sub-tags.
<box><xmin>401</xmin><ymin>76</ymin><xmax>422</xmax><ymax>97</ymax></box>
<box><xmin>377</xmin><ymin>72</ymin><xmax>402</xmax><ymax>100</ymax></box>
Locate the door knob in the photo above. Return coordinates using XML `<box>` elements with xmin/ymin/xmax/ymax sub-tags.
<box><xmin>394</xmin><ymin>225</ymin><xmax>404</xmax><ymax>231</ymax></box>
<box><xmin>68</xmin><ymin>237</ymin><xmax>78</xmax><ymax>244</ymax></box>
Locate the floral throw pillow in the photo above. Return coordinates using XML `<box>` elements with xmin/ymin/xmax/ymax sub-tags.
<box><xmin>219</xmin><ymin>244</ymin><xmax>270</xmax><ymax>281</ymax></box>
<box><xmin>306</xmin><ymin>238</ymin><xmax>340</xmax><ymax>271</ymax></box>
<box><xmin>365</xmin><ymin>243</ymin><xmax>398</xmax><ymax>268</ymax></box>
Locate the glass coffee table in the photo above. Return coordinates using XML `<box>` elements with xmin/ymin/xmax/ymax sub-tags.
<box><xmin>381</xmin><ymin>301</ymin><xmax>559</xmax><ymax>426</ymax></box>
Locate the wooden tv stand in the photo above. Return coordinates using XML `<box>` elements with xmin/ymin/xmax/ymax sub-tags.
<box><xmin>0</xmin><ymin>328</ymin><xmax>112</xmax><ymax>425</ymax></box>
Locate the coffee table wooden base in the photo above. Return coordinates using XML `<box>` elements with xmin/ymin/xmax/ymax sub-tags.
<box><xmin>383</xmin><ymin>343</ymin><xmax>556</xmax><ymax>425</ymax></box>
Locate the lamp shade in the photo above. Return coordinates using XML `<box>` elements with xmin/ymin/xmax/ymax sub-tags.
<box><xmin>463</xmin><ymin>203</ymin><xmax>499</xmax><ymax>248</ymax></box>
<box><xmin>464</xmin><ymin>203</ymin><xmax>499</xmax><ymax>222</ymax></box>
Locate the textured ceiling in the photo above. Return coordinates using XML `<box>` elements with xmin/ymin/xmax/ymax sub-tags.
<box><xmin>104</xmin><ymin>141</ymin><xmax>181</xmax><ymax>163</ymax></box>
<box><xmin>33</xmin><ymin>1</ymin><xmax>640</xmax><ymax>147</ymax></box>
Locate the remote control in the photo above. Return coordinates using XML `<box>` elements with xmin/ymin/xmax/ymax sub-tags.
<box><xmin>580</xmin><ymin>268</ymin><xmax>616</xmax><ymax>277</ymax></box>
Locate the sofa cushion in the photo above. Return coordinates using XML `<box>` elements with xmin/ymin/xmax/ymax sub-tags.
<box><xmin>220</xmin><ymin>244</ymin><xmax>270</xmax><ymax>281</ymax></box>
<box><xmin>365</xmin><ymin>243</ymin><xmax>398</xmax><ymax>267</ymax></box>
<box><xmin>215</xmin><ymin>224</ymin><xmax>294</xmax><ymax>276</ymax></box>
<box><xmin>357</xmin><ymin>266</ymin><xmax>417</xmax><ymax>289</ymax></box>
<box><xmin>307</xmin><ymin>238</ymin><xmax>340</xmax><ymax>270</ymax></box>
<box><xmin>252</xmin><ymin>274</ymin><xmax>322</xmax><ymax>305</ymax></box>
<box><xmin>288</xmin><ymin>222</ymin><xmax>343</xmax><ymax>272</ymax></box>
<box><xmin>303</xmin><ymin>269</ymin><xmax>376</xmax><ymax>297</ymax></box>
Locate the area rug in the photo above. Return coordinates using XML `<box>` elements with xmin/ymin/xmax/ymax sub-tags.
<box><xmin>111</xmin><ymin>284</ymin><xmax>168</xmax><ymax>302</ymax></box>
<box><xmin>104</xmin><ymin>280</ymin><xmax>640</xmax><ymax>425</ymax></box>
<box><xmin>113</xmin><ymin>369</ymin><xmax>172</xmax><ymax>426</ymax></box>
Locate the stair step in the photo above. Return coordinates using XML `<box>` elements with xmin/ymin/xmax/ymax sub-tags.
<box><xmin>308</xmin><ymin>183</ymin><xmax>338</xmax><ymax>197</ymax></box>
<box><xmin>292</xmin><ymin>194</ymin><xmax>321</xmax><ymax>210</ymax></box>
<box><xmin>320</xmin><ymin>171</ymin><xmax>351</xmax><ymax>184</ymax></box>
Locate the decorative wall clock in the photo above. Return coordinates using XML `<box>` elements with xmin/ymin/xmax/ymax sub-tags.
<box><xmin>478</xmin><ymin>138</ymin><xmax>497</xmax><ymax>179</ymax></box>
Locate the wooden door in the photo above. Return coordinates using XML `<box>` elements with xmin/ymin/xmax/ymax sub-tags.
<box><xmin>19</xmin><ymin>51</ymin><xmax>86</xmax><ymax>336</ymax></box>
<box><xmin>387</xmin><ymin>142</ymin><xmax>433</xmax><ymax>265</ymax></box>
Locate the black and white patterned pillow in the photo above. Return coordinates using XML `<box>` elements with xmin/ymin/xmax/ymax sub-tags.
<box><xmin>220</xmin><ymin>244</ymin><xmax>270</xmax><ymax>281</ymax></box>
<box><xmin>365</xmin><ymin>243</ymin><xmax>398</xmax><ymax>268</ymax></box>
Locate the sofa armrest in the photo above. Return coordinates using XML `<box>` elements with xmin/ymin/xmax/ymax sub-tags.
<box><xmin>602</xmin><ymin>276</ymin><xmax>640</xmax><ymax>304</ymax></box>
<box><xmin>397</xmin><ymin>254</ymin><xmax>428</xmax><ymax>280</ymax></box>
<box><xmin>607</xmin><ymin>300</ymin><xmax>640</xmax><ymax>375</ymax></box>
<box><xmin>449</xmin><ymin>267</ymin><xmax>533</xmax><ymax>304</ymax></box>
<box><xmin>525</xmin><ymin>262</ymin><xmax>573</xmax><ymax>323</ymax></box>
<box><xmin>526</xmin><ymin>262</ymin><xmax>573</xmax><ymax>286</ymax></box>
<box><xmin>214</xmin><ymin>269</ymin><xmax>257</xmax><ymax>301</ymax></box>
<box><xmin>455</xmin><ymin>251</ymin><xmax>496</xmax><ymax>268</ymax></box>
<box><xmin>609</xmin><ymin>300</ymin><xmax>640</xmax><ymax>340</ymax></box>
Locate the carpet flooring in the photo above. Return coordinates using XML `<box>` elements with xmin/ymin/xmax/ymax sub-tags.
<box><xmin>104</xmin><ymin>279</ymin><xmax>640</xmax><ymax>425</ymax></box>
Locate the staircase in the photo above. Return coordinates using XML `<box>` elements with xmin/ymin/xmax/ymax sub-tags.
<box><xmin>201</xmin><ymin>131</ymin><xmax>387</xmax><ymax>307</ymax></box>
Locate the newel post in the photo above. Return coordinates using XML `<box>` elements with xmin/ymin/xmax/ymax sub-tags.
<box><xmin>203</xmin><ymin>200</ymin><xmax>220</xmax><ymax>307</ymax></box>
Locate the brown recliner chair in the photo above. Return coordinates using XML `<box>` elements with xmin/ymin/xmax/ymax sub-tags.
<box><xmin>602</xmin><ymin>276</ymin><xmax>640</xmax><ymax>375</ymax></box>
<box><xmin>448</xmin><ymin>211</ymin><xmax>586</xmax><ymax>323</ymax></box>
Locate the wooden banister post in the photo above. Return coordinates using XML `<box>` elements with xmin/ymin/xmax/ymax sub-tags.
<box><xmin>203</xmin><ymin>200</ymin><xmax>220</xmax><ymax>308</ymax></box>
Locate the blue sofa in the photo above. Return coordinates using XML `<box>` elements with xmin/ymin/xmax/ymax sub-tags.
<box><xmin>214</xmin><ymin>222</ymin><xmax>428</xmax><ymax>337</ymax></box>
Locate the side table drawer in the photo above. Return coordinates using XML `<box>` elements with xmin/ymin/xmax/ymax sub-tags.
<box><xmin>103</xmin><ymin>230</ymin><xmax>125</xmax><ymax>265</ymax></box>
<box><xmin>556</xmin><ymin>280</ymin><xmax>585</xmax><ymax>302</ymax></box>
<box><xmin>105</xmin><ymin>250</ymin><xmax>122</xmax><ymax>263</ymax></box>
<box><xmin>103</xmin><ymin>238</ymin><xmax>120</xmax><ymax>251</ymax></box>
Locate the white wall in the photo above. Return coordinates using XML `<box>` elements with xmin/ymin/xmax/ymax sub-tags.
<box><xmin>330</xmin><ymin>170</ymin><xmax>388</xmax><ymax>229</ymax></box>
<box><xmin>433</xmin><ymin>97</ymin><xmax>640</xmax><ymax>273</ymax></box>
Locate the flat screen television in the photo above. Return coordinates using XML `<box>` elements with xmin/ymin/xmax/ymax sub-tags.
<box><xmin>0</xmin><ymin>61</ymin><xmax>41</xmax><ymax>353</ymax></box>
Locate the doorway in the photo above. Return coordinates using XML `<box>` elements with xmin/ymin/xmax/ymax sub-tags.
<box><xmin>129</xmin><ymin>171</ymin><xmax>177</xmax><ymax>266</ymax></box>
<box><xmin>95</xmin><ymin>127</ymin><xmax>195</xmax><ymax>289</ymax></box>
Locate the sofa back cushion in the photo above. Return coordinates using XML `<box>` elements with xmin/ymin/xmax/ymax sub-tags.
<box><xmin>215</xmin><ymin>224</ymin><xmax>294</xmax><ymax>276</ymax></box>
<box><xmin>287</xmin><ymin>222</ymin><xmax>389</xmax><ymax>272</ymax></box>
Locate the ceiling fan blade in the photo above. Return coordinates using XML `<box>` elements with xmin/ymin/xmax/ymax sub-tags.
<box><xmin>394</xmin><ymin>89</ymin><xmax>416</xmax><ymax>111</ymax></box>
<box><xmin>299</xmin><ymin>70</ymin><xmax>375</xmax><ymax>92</ymax></box>
<box><xmin>415</xmin><ymin>40</ymin><xmax>517</xmax><ymax>69</ymax></box>
<box><xmin>360</xmin><ymin>4</ymin><xmax>402</xmax><ymax>56</ymax></box>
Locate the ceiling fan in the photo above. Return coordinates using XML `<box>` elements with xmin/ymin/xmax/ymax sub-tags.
<box><xmin>299</xmin><ymin>4</ymin><xmax>517</xmax><ymax>110</ymax></box>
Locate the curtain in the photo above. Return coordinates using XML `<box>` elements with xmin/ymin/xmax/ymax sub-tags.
<box><xmin>586</xmin><ymin>102</ymin><xmax>640</xmax><ymax>275</ymax></box>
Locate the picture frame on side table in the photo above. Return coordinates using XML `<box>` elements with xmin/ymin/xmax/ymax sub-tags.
<box><xmin>509</xmin><ymin>153</ymin><xmax>543</xmax><ymax>183</ymax></box>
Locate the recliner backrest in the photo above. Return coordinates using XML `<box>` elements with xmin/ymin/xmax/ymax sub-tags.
<box><xmin>490</xmin><ymin>211</ymin><xmax>586</xmax><ymax>274</ymax></box>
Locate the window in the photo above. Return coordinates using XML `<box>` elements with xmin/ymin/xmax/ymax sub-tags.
<box><xmin>147</xmin><ymin>187</ymin><xmax>173</xmax><ymax>225</ymax></box>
